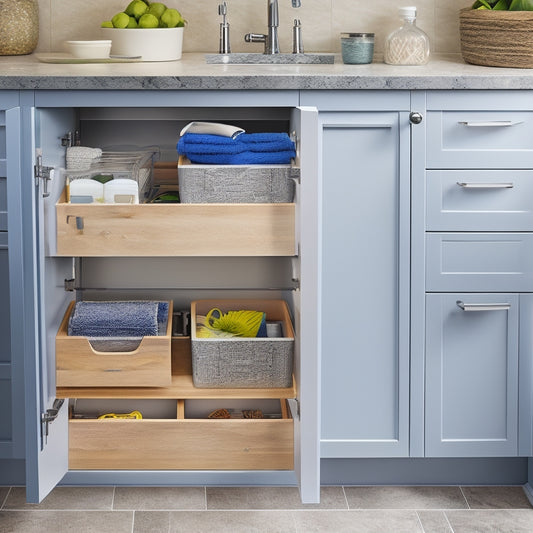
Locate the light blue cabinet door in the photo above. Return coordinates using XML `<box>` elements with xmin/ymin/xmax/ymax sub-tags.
<box><xmin>320</xmin><ymin>110</ymin><xmax>410</xmax><ymax>458</ymax></box>
<box><xmin>425</xmin><ymin>293</ymin><xmax>519</xmax><ymax>457</ymax></box>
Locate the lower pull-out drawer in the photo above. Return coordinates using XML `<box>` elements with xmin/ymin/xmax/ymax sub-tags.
<box><xmin>68</xmin><ymin>399</ymin><xmax>293</xmax><ymax>470</ymax></box>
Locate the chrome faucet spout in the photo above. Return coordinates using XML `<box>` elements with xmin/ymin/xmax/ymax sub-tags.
<box><xmin>244</xmin><ymin>0</ymin><xmax>301</xmax><ymax>55</ymax></box>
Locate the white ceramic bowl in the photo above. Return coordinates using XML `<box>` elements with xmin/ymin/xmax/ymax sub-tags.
<box><xmin>101</xmin><ymin>27</ymin><xmax>183</xmax><ymax>61</ymax></box>
<box><xmin>66</xmin><ymin>40</ymin><xmax>112</xmax><ymax>59</ymax></box>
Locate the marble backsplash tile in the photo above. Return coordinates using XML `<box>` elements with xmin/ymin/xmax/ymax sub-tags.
<box><xmin>36</xmin><ymin>0</ymin><xmax>473</xmax><ymax>55</ymax></box>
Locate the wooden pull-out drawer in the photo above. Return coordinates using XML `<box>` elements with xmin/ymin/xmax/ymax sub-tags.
<box><xmin>426</xmin><ymin>233</ymin><xmax>533</xmax><ymax>292</ymax></box>
<box><xmin>69</xmin><ymin>399</ymin><xmax>293</xmax><ymax>470</ymax></box>
<box><xmin>55</xmin><ymin>191</ymin><xmax>295</xmax><ymax>257</ymax></box>
<box><xmin>426</xmin><ymin>170</ymin><xmax>533</xmax><ymax>231</ymax></box>
<box><xmin>426</xmin><ymin>110</ymin><xmax>533</xmax><ymax>169</ymax></box>
<box><xmin>56</xmin><ymin>301</ymin><xmax>173</xmax><ymax>388</ymax></box>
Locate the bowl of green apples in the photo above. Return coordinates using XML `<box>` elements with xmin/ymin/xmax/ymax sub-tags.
<box><xmin>101</xmin><ymin>1</ymin><xmax>185</xmax><ymax>61</ymax></box>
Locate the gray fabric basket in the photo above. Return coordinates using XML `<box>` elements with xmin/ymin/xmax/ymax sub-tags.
<box><xmin>191</xmin><ymin>299</ymin><xmax>294</xmax><ymax>388</ymax></box>
<box><xmin>178</xmin><ymin>158</ymin><xmax>297</xmax><ymax>203</ymax></box>
<box><xmin>191</xmin><ymin>337</ymin><xmax>294</xmax><ymax>388</ymax></box>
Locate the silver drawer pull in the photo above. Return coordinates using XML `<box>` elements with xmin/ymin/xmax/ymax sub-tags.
<box><xmin>456</xmin><ymin>182</ymin><xmax>514</xmax><ymax>189</ymax></box>
<box><xmin>456</xmin><ymin>301</ymin><xmax>511</xmax><ymax>312</ymax></box>
<box><xmin>457</xmin><ymin>121</ymin><xmax>523</xmax><ymax>127</ymax></box>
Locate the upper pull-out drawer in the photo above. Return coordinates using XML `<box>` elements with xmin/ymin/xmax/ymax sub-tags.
<box><xmin>426</xmin><ymin>111</ymin><xmax>533</xmax><ymax>169</ymax></box>
<box><xmin>426</xmin><ymin>233</ymin><xmax>533</xmax><ymax>292</ymax></box>
<box><xmin>55</xmin><ymin>192</ymin><xmax>295</xmax><ymax>257</ymax></box>
<box><xmin>426</xmin><ymin>170</ymin><xmax>533</xmax><ymax>231</ymax></box>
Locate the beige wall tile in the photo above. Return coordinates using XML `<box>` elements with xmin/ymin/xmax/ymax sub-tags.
<box><xmin>37</xmin><ymin>0</ymin><xmax>471</xmax><ymax>54</ymax></box>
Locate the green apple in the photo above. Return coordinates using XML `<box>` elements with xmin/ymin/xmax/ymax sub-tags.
<box><xmin>111</xmin><ymin>12</ymin><xmax>130</xmax><ymax>28</ymax></box>
<box><xmin>160</xmin><ymin>8</ymin><xmax>183</xmax><ymax>28</ymax></box>
<box><xmin>138</xmin><ymin>13</ymin><xmax>159</xmax><ymax>28</ymax></box>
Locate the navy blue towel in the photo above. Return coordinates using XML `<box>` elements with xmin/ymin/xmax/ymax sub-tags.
<box><xmin>68</xmin><ymin>301</ymin><xmax>169</xmax><ymax>338</ymax></box>
<box><xmin>177</xmin><ymin>132</ymin><xmax>296</xmax><ymax>165</ymax></box>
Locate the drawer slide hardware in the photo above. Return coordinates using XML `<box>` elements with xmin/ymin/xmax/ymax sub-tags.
<box><xmin>41</xmin><ymin>399</ymin><xmax>64</xmax><ymax>446</ymax></box>
<box><xmin>66</xmin><ymin>215</ymin><xmax>84</xmax><ymax>230</ymax></box>
<box><xmin>34</xmin><ymin>150</ymin><xmax>54</xmax><ymax>198</ymax></box>
<box><xmin>456</xmin><ymin>301</ymin><xmax>511</xmax><ymax>312</ymax></box>
<box><xmin>457</xmin><ymin>182</ymin><xmax>514</xmax><ymax>189</ymax></box>
<box><xmin>458</xmin><ymin>120</ymin><xmax>523</xmax><ymax>127</ymax></box>
<box><xmin>287</xmin><ymin>398</ymin><xmax>300</xmax><ymax>420</ymax></box>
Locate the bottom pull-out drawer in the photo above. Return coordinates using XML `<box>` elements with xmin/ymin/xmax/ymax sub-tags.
<box><xmin>69</xmin><ymin>399</ymin><xmax>293</xmax><ymax>470</ymax></box>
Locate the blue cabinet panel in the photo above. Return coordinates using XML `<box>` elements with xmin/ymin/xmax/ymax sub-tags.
<box><xmin>426</xmin><ymin>170</ymin><xmax>533</xmax><ymax>232</ymax></box>
<box><xmin>425</xmin><ymin>293</ymin><xmax>519</xmax><ymax>457</ymax></box>
<box><xmin>426</xmin><ymin>110</ymin><xmax>533</xmax><ymax>169</ymax></box>
<box><xmin>320</xmin><ymin>110</ymin><xmax>410</xmax><ymax>458</ymax></box>
<box><xmin>426</xmin><ymin>233</ymin><xmax>533</xmax><ymax>292</ymax></box>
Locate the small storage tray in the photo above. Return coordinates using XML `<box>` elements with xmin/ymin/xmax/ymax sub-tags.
<box><xmin>191</xmin><ymin>299</ymin><xmax>294</xmax><ymax>389</ymax></box>
<box><xmin>68</xmin><ymin>398</ymin><xmax>293</xmax><ymax>470</ymax></box>
<box><xmin>56</xmin><ymin>300</ymin><xmax>173</xmax><ymax>387</ymax></box>
<box><xmin>178</xmin><ymin>155</ymin><xmax>297</xmax><ymax>203</ymax></box>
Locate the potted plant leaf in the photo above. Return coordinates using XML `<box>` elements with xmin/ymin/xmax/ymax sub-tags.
<box><xmin>460</xmin><ymin>0</ymin><xmax>533</xmax><ymax>67</ymax></box>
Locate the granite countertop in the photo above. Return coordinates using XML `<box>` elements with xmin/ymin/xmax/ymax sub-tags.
<box><xmin>2</xmin><ymin>52</ymin><xmax>533</xmax><ymax>90</ymax></box>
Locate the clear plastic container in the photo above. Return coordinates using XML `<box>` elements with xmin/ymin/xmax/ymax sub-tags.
<box><xmin>384</xmin><ymin>6</ymin><xmax>430</xmax><ymax>66</ymax></box>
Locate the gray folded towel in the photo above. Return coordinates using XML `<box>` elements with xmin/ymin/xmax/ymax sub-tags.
<box><xmin>68</xmin><ymin>301</ymin><xmax>169</xmax><ymax>338</ymax></box>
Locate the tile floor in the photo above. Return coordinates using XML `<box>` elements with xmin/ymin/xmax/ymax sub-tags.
<box><xmin>0</xmin><ymin>485</ymin><xmax>532</xmax><ymax>532</ymax></box>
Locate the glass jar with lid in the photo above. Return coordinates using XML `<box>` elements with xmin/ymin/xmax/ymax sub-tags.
<box><xmin>384</xmin><ymin>6</ymin><xmax>429</xmax><ymax>66</ymax></box>
<box><xmin>340</xmin><ymin>33</ymin><xmax>375</xmax><ymax>64</ymax></box>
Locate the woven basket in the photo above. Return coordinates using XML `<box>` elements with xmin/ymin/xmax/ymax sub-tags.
<box><xmin>460</xmin><ymin>8</ymin><xmax>533</xmax><ymax>68</ymax></box>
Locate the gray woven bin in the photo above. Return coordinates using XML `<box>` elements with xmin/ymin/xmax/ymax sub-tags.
<box><xmin>191</xmin><ymin>299</ymin><xmax>294</xmax><ymax>388</ymax></box>
<box><xmin>178</xmin><ymin>157</ymin><xmax>297</xmax><ymax>203</ymax></box>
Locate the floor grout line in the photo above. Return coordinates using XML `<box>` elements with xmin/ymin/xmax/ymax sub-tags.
<box><xmin>459</xmin><ymin>486</ymin><xmax>471</xmax><ymax>510</ymax></box>
<box><xmin>111</xmin><ymin>485</ymin><xmax>116</xmax><ymax>511</ymax></box>
<box><xmin>0</xmin><ymin>487</ymin><xmax>11</xmax><ymax>510</ymax></box>
<box><xmin>341</xmin><ymin>485</ymin><xmax>350</xmax><ymax>510</ymax></box>
<box><xmin>443</xmin><ymin>510</ymin><xmax>456</xmax><ymax>533</ymax></box>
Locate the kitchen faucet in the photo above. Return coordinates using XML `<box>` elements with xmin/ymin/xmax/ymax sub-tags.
<box><xmin>245</xmin><ymin>0</ymin><xmax>301</xmax><ymax>54</ymax></box>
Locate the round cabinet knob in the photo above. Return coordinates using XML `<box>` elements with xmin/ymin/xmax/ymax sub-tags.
<box><xmin>409</xmin><ymin>112</ymin><xmax>423</xmax><ymax>124</ymax></box>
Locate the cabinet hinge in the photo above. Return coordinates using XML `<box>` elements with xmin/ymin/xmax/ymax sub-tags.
<box><xmin>41</xmin><ymin>399</ymin><xmax>64</xmax><ymax>447</ymax></box>
<box><xmin>34</xmin><ymin>149</ymin><xmax>54</xmax><ymax>198</ymax></box>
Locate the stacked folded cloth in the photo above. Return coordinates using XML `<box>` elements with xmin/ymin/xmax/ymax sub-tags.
<box><xmin>177</xmin><ymin>132</ymin><xmax>296</xmax><ymax>165</ymax></box>
<box><xmin>68</xmin><ymin>301</ymin><xmax>169</xmax><ymax>338</ymax></box>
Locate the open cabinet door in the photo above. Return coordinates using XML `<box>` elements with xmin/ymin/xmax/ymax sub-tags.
<box><xmin>289</xmin><ymin>107</ymin><xmax>320</xmax><ymax>503</ymax></box>
<box><xmin>22</xmin><ymin>107</ymin><xmax>77</xmax><ymax>502</ymax></box>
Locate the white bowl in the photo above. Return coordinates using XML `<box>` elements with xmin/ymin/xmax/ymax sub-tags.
<box><xmin>66</xmin><ymin>40</ymin><xmax>112</xmax><ymax>59</ymax></box>
<box><xmin>101</xmin><ymin>27</ymin><xmax>183</xmax><ymax>62</ymax></box>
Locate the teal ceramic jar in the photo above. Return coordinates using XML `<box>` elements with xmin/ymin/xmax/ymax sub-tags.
<box><xmin>0</xmin><ymin>0</ymin><xmax>39</xmax><ymax>55</ymax></box>
<box><xmin>341</xmin><ymin>32</ymin><xmax>374</xmax><ymax>64</ymax></box>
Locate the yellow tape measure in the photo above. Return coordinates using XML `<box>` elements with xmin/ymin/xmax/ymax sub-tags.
<box><xmin>98</xmin><ymin>410</ymin><xmax>143</xmax><ymax>420</ymax></box>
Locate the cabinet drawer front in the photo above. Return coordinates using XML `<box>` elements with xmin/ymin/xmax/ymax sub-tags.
<box><xmin>425</xmin><ymin>293</ymin><xmax>519</xmax><ymax>457</ymax></box>
<box><xmin>55</xmin><ymin>201</ymin><xmax>295</xmax><ymax>257</ymax></box>
<box><xmin>426</xmin><ymin>111</ymin><xmax>533</xmax><ymax>168</ymax></box>
<box><xmin>426</xmin><ymin>170</ymin><xmax>533</xmax><ymax>231</ymax></box>
<box><xmin>69</xmin><ymin>415</ymin><xmax>293</xmax><ymax>470</ymax></box>
<box><xmin>426</xmin><ymin>233</ymin><xmax>533</xmax><ymax>292</ymax></box>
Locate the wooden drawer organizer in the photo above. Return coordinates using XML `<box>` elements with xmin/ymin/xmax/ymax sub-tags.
<box><xmin>56</xmin><ymin>301</ymin><xmax>173</xmax><ymax>388</ymax></box>
<box><xmin>58</xmin><ymin>337</ymin><xmax>296</xmax><ymax>471</ymax></box>
<box><xmin>55</xmin><ymin>190</ymin><xmax>295</xmax><ymax>257</ymax></box>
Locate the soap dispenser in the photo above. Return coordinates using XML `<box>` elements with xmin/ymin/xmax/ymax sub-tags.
<box><xmin>384</xmin><ymin>6</ymin><xmax>429</xmax><ymax>66</ymax></box>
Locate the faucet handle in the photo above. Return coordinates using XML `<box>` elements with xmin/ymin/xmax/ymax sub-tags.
<box><xmin>292</xmin><ymin>0</ymin><xmax>301</xmax><ymax>7</ymax></box>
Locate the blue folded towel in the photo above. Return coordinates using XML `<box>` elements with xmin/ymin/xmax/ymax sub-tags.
<box><xmin>68</xmin><ymin>301</ymin><xmax>169</xmax><ymax>338</ymax></box>
<box><xmin>177</xmin><ymin>132</ymin><xmax>296</xmax><ymax>165</ymax></box>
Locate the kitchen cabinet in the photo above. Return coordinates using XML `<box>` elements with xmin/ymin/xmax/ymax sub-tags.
<box><xmin>12</xmin><ymin>90</ymin><xmax>320</xmax><ymax>503</ymax></box>
<box><xmin>300</xmin><ymin>91</ymin><xmax>411</xmax><ymax>458</ymax></box>
<box><xmin>421</xmin><ymin>91</ymin><xmax>533</xmax><ymax>458</ymax></box>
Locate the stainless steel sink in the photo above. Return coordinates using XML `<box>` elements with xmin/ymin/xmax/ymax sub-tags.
<box><xmin>205</xmin><ymin>53</ymin><xmax>335</xmax><ymax>65</ymax></box>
